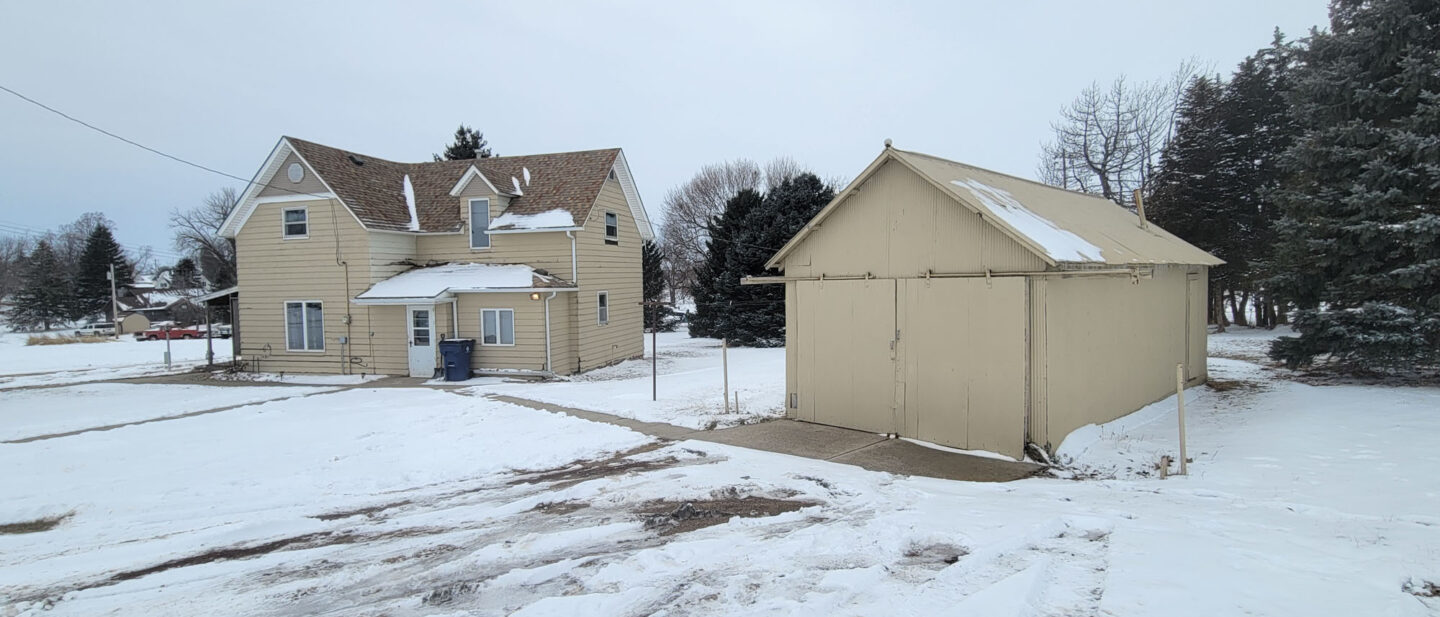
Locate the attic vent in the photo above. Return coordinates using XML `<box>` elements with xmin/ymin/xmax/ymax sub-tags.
<box><xmin>347</xmin><ymin>154</ymin><xmax>365</xmax><ymax>166</ymax></box>
<box><xmin>608</xmin><ymin>168</ymin><xmax>617</xmax><ymax>180</ymax></box>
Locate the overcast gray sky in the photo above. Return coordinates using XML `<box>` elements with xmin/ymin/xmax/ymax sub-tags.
<box><xmin>0</xmin><ymin>1</ymin><xmax>1330</xmax><ymax>263</ymax></box>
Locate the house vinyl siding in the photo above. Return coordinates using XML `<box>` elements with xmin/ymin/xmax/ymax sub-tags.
<box><xmin>235</xmin><ymin>197</ymin><xmax>375</xmax><ymax>374</ymax></box>
<box><xmin>574</xmin><ymin>179</ymin><xmax>643</xmax><ymax>372</ymax></box>
<box><xmin>781</xmin><ymin>160</ymin><xmax>1046</xmax><ymax>278</ymax></box>
<box><xmin>368</xmin><ymin>232</ymin><xmax>417</xmax><ymax>282</ymax></box>
<box><xmin>444</xmin><ymin>292</ymin><xmax>574</xmax><ymax>373</ymax></box>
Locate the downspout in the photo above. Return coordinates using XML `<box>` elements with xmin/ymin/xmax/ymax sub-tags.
<box><xmin>565</xmin><ymin>231</ymin><xmax>578</xmax><ymax>284</ymax></box>
<box><xmin>450</xmin><ymin>297</ymin><xmax>459</xmax><ymax>339</ymax></box>
<box><xmin>543</xmin><ymin>291</ymin><xmax>557</xmax><ymax>373</ymax></box>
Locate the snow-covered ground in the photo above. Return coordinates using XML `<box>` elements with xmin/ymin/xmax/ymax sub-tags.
<box><xmin>472</xmin><ymin>329</ymin><xmax>784</xmax><ymax>429</ymax></box>
<box><xmin>2</xmin><ymin>328</ymin><xmax>1437</xmax><ymax>615</ymax></box>
<box><xmin>0</xmin><ymin>332</ymin><xmax>231</xmax><ymax>390</ymax></box>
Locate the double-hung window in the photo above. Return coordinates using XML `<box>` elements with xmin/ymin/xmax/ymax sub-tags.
<box><xmin>604</xmin><ymin>211</ymin><xmax>618</xmax><ymax>244</ymax></box>
<box><xmin>597</xmin><ymin>291</ymin><xmax>609</xmax><ymax>325</ymax></box>
<box><xmin>284</xmin><ymin>301</ymin><xmax>324</xmax><ymax>351</ymax></box>
<box><xmin>469</xmin><ymin>198</ymin><xmax>491</xmax><ymax>249</ymax></box>
<box><xmin>481</xmin><ymin>308</ymin><xmax>514</xmax><ymax>346</ymax></box>
<box><xmin>282</xmin><ymin>207</ymin><xmax>308</xmax><ymax>238</ymax></box>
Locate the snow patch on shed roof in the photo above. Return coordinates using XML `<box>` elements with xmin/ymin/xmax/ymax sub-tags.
<box><xmin>950</xmin><ymin>178</ymin><xmax>1105</xmax><ymax>263</ymax></box>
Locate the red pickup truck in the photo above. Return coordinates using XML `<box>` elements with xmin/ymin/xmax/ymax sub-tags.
<box><xmin>135</xmin><ymin>326</ymin><xmax>203</xmax><ymax>341</ymax></box>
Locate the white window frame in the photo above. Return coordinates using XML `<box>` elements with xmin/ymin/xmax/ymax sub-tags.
<box><xmin>283</xmin><ymin>300</ymin><xmax>325</xmax><ymax>352</ymax></box>
<box><xmin>481</xmin><ymin>308</ymin><xmax>515</xmax><ymax>346</ymax></box>
<box><xmin>604</xmin><ymin>211</ymin><xmax>619</xmax><ymax>242</ymax></box>
<box><xmin>469</xmin><ymin>198</ymin><xmax>491</xmax><ymax>249</ymax></box>
<box><xmin>282</xmin><ymin>206</ymin><xmax>309</xmax><ymax>239</ymax></box>
<box><xmin>597</xmin><ymin>291</ymin><xmax>609</xmax><ymax>325</ymax></box>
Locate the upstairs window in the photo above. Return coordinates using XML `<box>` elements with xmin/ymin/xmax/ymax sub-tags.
<box><xmin>597</xmin><ymin>291</ymin><xmax>609</xmax><ymax>325</ymax></box>
<box><xmin>469</xmin><ymin>198</ymin><xmax>491</xmax><ymax>249</ymax></box>
<box><xmin>604</xmin><ymin>211</ymin><xmax>618</xmax><ymax>244</ymax></box>
<box><xmin>282</xmin><ymin>207</ymin><xmax>308</xmax><ymax>238</ymax></box>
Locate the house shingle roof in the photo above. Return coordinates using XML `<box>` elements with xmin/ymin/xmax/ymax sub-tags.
<box><xmin>286</xmin><ymin>137</ymin><xmax>619</xmax><ymax>233</ymax></box>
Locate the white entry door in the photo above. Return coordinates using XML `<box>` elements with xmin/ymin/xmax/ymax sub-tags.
<box><xmin>407</xmin><ymin>305</ymin><xmax>436</xmax><ymax>377</ymax></box>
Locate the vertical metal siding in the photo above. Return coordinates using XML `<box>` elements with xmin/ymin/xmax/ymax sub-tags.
<box><xmin>783</xmin><ymin>160</ymin><xmax>1047</xmax><ymax>278</ymax></box>
<box><xmin>1041</xmin><ymin>266</ymin><xmax>1192</xmax><ymax>446</ymax></box>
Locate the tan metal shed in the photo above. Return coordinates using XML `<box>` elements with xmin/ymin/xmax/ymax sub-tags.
<box><xmin>759</xmin><ymin>145</ymin><xmax>1223</xmax><ymax>459</ymax></box>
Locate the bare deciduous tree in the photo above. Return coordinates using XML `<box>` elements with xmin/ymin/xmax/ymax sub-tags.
<box><xmin>658</xmin><ymin>157</ymin><xmax>847</xmax><ymax>299</ymax></box>
<box><xmin>1037</xmin><ymin>60</ymin><xmax>1201</xmax><ymax>208</ymax></box>
<box><xmin>0</xmin><ymin>235</ymin><xmax>32</xmax><ymax>302</ymax></box>
<box><xmin>658</xmin><ymin>160</ymin><xmax>763</xmax><ymax>298</ymax></box>
<box><xmin>170</xmin><ymin>187</ymin><xmax>238</xmax><ymax>288</ymax></box>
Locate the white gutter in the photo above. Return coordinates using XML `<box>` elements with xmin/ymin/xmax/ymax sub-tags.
<box><xmin>566</xmin><ymin>231</ymin><xmax>578</xmax><ymax>284</ymax></box>
<box><xmin>543</xmin><ymin>291</ymin><xmax>558</xmax><ymax>372</ymax></box>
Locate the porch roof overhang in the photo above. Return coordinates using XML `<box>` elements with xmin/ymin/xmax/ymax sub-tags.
<box><xmin>351</xmin><ymin>263</ymin><xmax>576</xmax><ymax>306</ymax></box>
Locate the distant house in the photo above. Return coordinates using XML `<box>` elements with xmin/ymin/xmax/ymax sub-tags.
<box><xmin>759</xmin><ymin>144</ymin><xmax>1223</xmax><ymax>459</ymax></box>
<box><xmin>218</xmin><ymin>137</ymin><xmax>651</xmax><ymax>377</ymax></box>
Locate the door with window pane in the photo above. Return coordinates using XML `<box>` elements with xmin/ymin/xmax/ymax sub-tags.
<box><xmin>407</xmin><ymin>305</ymin><xmax>436</xmax><ymax>377</ymax></box>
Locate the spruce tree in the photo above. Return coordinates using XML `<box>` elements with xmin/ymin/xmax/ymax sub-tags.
<box><xmin>1220</xmin><ymin>34</ymin><xmax>1299</xmax><ymax>329</ymax></box>
<box><xmin>690</xmin><ymin>174</ymin><xmax>834</xmax><ymax>346</ymax></box>
<box><xmin>1269</xmin><ymin>0</ymin><xmax>1440</xmax><ymax>370</ymax></box>
<box><xmin>690</xmin><ymin>190</ymin><xmax>762</xmax><ymax>339</ymax></box>
<box><xmin>433</xmin><ymin>125</ymin><xmax>493</xmax><ymax>161</ymax></box>
<box><xmin>72</xmin><ymin>223</ymin><xmax>132</xmax><ymax>320</ymax></box>
<box><xmin>1148</xmin><ymin>76</ymin><xmax>1235</xmax><ymax>328</ymax></box>
<box><xmin>9</xmin><ymin>240</ymin><xmax>71</xmax><ymax>330</ymax></box>
<box><xmin>641</xmin><ymin>240</ymin><xmax>673</xmax><ymax>331</ymax></box>
<box><xmin>171</xmin><ymin>258</ymin><xmax>201</xmax><ymax>290</ymax></box>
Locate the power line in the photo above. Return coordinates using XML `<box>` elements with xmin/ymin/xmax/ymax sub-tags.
<box><xmin>0</xmin><ymin>83</ymin><xmax>261</xmax><ymax>188</ymax></box>
<box><xmin>0</xmin><ymin>83</ymin><xmax>330</xmax><ymax>202</ymax></box>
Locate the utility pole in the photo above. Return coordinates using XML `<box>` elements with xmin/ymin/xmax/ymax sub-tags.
<box><xmin>108</xmin><ymin>264</ymin><xmax>119</xmax><ymax>339</ymax></box>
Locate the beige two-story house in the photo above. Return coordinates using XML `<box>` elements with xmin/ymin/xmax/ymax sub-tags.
<box><xmin>218</xmin><ymin>137</ymin><xmax>652</xmax><ymax>377</ymax></box>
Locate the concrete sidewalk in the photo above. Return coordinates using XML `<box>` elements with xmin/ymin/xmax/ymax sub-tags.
<box><xmin>488</xmin><ymin>394</ymin><xmax>1043</xmax><ymax>483</ymax></box>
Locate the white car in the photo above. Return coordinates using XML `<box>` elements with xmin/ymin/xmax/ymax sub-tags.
<box><xmin>74</xmin><ymin>322</ymin><xmax>116</xmax><ymax>337</ymax></box>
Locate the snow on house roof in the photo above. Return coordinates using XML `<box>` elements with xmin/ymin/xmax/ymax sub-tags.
<box><xmin>353</xmin><ymin>263</ymin><xmax>575</xmax><ymax>304</ymax></box>
<box><xmin>488</xmin><ymin>208</ymin><xmax>578</xmax><ymax>233</ymax></box>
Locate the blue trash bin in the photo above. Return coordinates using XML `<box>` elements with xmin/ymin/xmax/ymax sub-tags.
<box><xmin>438</xmin><ymin>339</ymin><xmax>475</xmax><ymax>381</ymax></box>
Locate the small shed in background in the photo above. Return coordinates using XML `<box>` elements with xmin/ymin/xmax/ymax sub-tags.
<box><xmin>756</xmin><ymin>145</ymin><xmax>1223</xmax><ymax>458</ymax></box>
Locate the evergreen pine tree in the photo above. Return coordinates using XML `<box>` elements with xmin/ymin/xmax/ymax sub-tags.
<box><xmin>8</xmin><ymin>240</ymin><xmax>71</xmax><ymax>330</ymax></box>
<box><xmin>72</xmin><ymin>223</ymin><xmax>132</xmax><ymax>320</ymax></box>
<box><xmin>171</xmin><ymin>258</ymin><xmax>201</xmax><ymax>290</ymax></box>
<box><xmin>690</xmin><ymin>190</ymin><xmax>762</xmax><ymax>339</ymax></box>
<box><xmin>1269</xmin><ymin>0</ymin><xmax>1440</xmax><ymax>370</ymax></box>
<box><xmin>1148</xmin><ymin>76</ymin><xmax>1235</xmax><ymax>328</ymax></box>
<box><xmin>433</xmin><ymin>125</ymin><xmax>493</xmax><ymax>161</ymax></box>
<box><xmin>1221</xmin><ymin>33</ymin><xmax>1300</xmax><ymax>329</ymax></box>
<box><xmin>641</xmin><ymin>240</ymin><xmax>674</xmax><ymax>331</ymax></box>
<box><xmin>689</xmin><ymin>174</ymin><xmax>834</xmax><ymax>345</ymax></box>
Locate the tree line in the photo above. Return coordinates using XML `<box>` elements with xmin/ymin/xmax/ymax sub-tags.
<box><xmin>1039</xmin><ymin>0</ymin><xmax>1440</xmax><ymax>372</ymax></box>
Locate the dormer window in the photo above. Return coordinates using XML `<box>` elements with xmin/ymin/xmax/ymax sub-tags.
<box><xmin>282</xmin><ymin>207</ymin><xmax>308</xmax><ymax>239</ymax></box>
<box><xmin>469</xmin><ymin>198</ymin><xmax>491</xmax><ymax>249</ymax></box>
<box><xmin>604</xmin><ymin>211</ymin><xmax>618</xmax><ymax>244</ymax></box>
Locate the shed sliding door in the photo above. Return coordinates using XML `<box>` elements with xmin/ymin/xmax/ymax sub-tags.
<box><xmin>795</xmin><ymin>279</ymin><xmax>896</xmax><ymax>434</ymax></box>
<box><xmin>795</xmin><ymin>277</ymin><xmax>1028</xmax><ymax>459</ymax></box>
<box><xmin>899</xmin><ymin>278</ymin><xmax>1026</xmax><ymax>457</ymax></box>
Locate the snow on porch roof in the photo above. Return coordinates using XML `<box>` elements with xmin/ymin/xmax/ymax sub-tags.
<box><xmin>353</xmin><ymin>263</ymin><xmax>576</xmax><ymax>305</ymax></box>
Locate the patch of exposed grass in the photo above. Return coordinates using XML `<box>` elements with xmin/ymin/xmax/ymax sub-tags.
<box><xmin>26</xmin><ymin>334</ymin><xmax>113</xmax><ymax>346</ymax></box>
<box><xmin>0</xmin><ymin>512</ymin><xmax>73</xmax><ymax>534</ymax></box>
